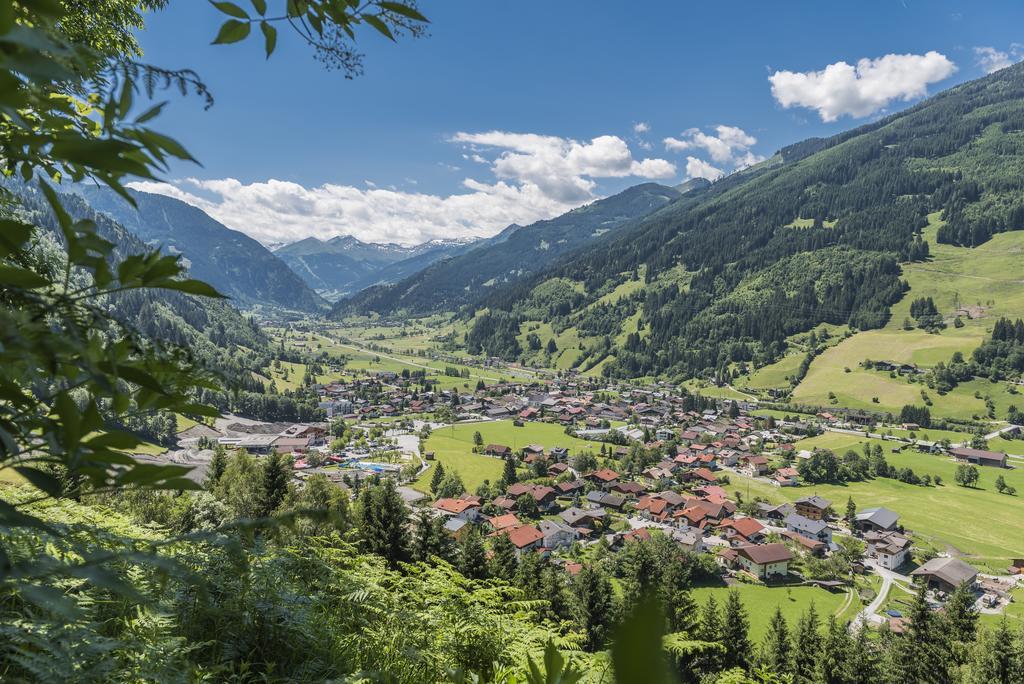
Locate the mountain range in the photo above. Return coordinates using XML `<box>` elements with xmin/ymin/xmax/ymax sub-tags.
<box><xmin>79</xmin><ymin>187</ymin><xmax>327</xmax><ymax>313</ymax></box>
<box><xmin>334</xmin><ymin>181</ymin><xmax>686</xmax><ymax>316</ymax></box>
<box><xmin>273</xmin><ymin>234</ymin><xmax>480</xmax><ymax>300</ymax></box>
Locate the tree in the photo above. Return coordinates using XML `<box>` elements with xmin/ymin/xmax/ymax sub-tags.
<box><xmin>818</xmin><ymin>615</ymin><xmax>852</xmax><ymax>684</ymax></box>
<box><xmin>473</xmin><ymin>430</ymin><xmax>483</xmax><ymax>447</ymax></box>
<box><xmin>694</xmin><ymin>595</ymin><xmax>724</xmax><ymax>674</ymax></box>
<box><xmin>258</xmin><ymin>451</ymin><xmax>290</xmax><ymax>517</ymax></box>
<box><xmin>216</xmin><ymin>450</ymin><xmax>265</xmax><ymax>519</ymax></box>
<box><xmin>458</xmin><ymin>528</ymin><xmax>488</xmax><ymax>580</ymax></box>
<box><xmin>845</xmin><ymin>496</ymin><xmax>857</xmax><ymax>529</ymax></box>
<box><xmin>792</xmin><ymin>603</ymin><xmax>821</xmax><ymax>682</ymax></box>
<box><xmin>411</xmin><ymin>509</ymin><xmax>455</xmax><ymax>563</ymax></box>
<box><xmin>489</xmin><ymin>532</ymin><xmax>518</xmax><ymax>581</ymax></box>
<box><xmin>357</xmin><ymin>478</ymin><xmax>410</xmax><ymax>568</ymax></box>
<box><xmin>995</xmin><ymin>474</ymin><xmax>1008</xmax><ymax>494</ymax></box>
<box><xmin>429</xmin><ymin>461</ymin><xmax>445</xmax><ymax>494</ymax></box>
<box><xmin>964</xmin><ymin>618</ymin><xmax>1019</xmax><ymax>684</ymax></box>
<box><xmin>436</xmin><ymin>471</ymin><xmax>466</xmax><ymax>499</ymax></box>
<box><xmin>571</xmin><ymin>564</ymin><xmax>617</xmax><ymax>652</ymax></box>
<box><xmin>516</xmin><ymin>493</ymin><xmax>540</xmax><ymax>518</ymax></box>
<box><xmin>944</xmin><ymin>580</ymin><xmax>980</xmax><ymax>663</ymax></box>
<box><xmin>499</xmin><ymin>456</ymin><xmax>518</xmax><ymax>489</ymax></box>
<box><xmin>206</xmin><ymin>444</ymin><xmax>228</xmax><ymax>487</ymax></box>
<box><xmin>886</xmin><ymin>583</ymin><xmax>949</xmax><ymax>683</ymax></box>
<box><xmin>721</xmin><ymin>589</ymin><xmax>751</xmax><ymax>670</ymax></box>
<box><xmin>955</xmin><ymin>463</ymin><xmax>980</xmax><ymax>488</ymax></box>
<box><xmin>757</xmin><ymin>606</ymin><xmax>792</xmax><ymax>676</ymax></box>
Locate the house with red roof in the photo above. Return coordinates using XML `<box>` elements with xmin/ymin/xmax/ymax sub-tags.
<box><xmin>433</xmin><ymin>498</ymin><xmax>481</xmax><ymax>521</ymax></box>
<box><xmin>504</xmin><ymin>525</ymin><xmax>545</xmax><ymax>556</ymax></box>
<box><xmin>716</xmin><ymin>517</ymin><xmax>766</xmax><ymax>545</ymax></box>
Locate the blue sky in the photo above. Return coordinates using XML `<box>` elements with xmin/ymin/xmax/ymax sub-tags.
<box><xmin>132</xmin><ymin>1</ymin><xmax>1024</xmax><ymax>246</ymax></box>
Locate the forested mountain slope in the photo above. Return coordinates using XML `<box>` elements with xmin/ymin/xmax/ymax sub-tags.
<box><xmin>12</xmin><ymin>187</ymin><xmax>327</xmax><ymax>425</ymax></box>
<box><xmin>335</xmin><ymin>182</ymin><xmax>685</xmax><ymax>316</ymax></box>
<box><xmin>466</xmin><ymin>62</ymin><xmax>1024</xmax><ymax>382</ymax></box>
<box><xmin>79</xmin><ymin>187</ymin><xmax>327</xmax><ymax>312</ymax></box>
<box><xmin>275</xmin><ymin>234</ymin><xmax>478</xmax><ymax>300</ymax></box>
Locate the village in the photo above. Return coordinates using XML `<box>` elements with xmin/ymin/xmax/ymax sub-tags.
<box><xmin>158</xmin><ymin>360</ymin><xmax>1024</xmax><ymax>635</ymax></box>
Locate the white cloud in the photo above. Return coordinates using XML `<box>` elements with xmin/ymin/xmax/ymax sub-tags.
<box><xmin>975</xmin><ymin>45</ymin><xmax>1023</xmax><ymax>74</ymax></box>
<box><xmin>128</xmin><ymin>176</ymin><xmax>583</xmax><ymax>248</ymax></box>
<box><xmin>450</xmin><ymin>130</ymin><xmax>676</xmax><ymax>203</ymax></box>
<box><xmin>662</xmin><ymin>124</ymin><xmax>764</xmax><ymax>180</ymax></box>
<box><xmin>128</xmin><ymin>130</ymin><xmax>675</xmax><ymax>248</ymax></box>
<box><xmin>633</xmin><ymin>121</ymin><xmax>650</xmax><ymax>133</ymax></box>
<box><xmin>684</xmin><ymin>157</ymin><xmax>724</xmax><ymax>181</ymax></box>
<box><xmin>769</xmin><ymin>51</ymin><xmax>956</xmax><ymax>122</ymax></box>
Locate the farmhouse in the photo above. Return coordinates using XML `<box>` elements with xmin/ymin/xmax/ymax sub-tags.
<box><xmin>794</xmin><ymin>495</ymin><xmax>832</xmax><ymax>520</ymax></box>
<box><xmin>864</xmin><ymin>530</ymin><xmax>912</xmax><ymax>570</ymax></box>
<box><xmin>735</xmin><ymin>543</ymin><xmax>793</xmax><ymax>579</ymax></box>
<box><xmin>785</xmin><ymin>513</ymin><xmax>832</xmax><ymax>544</ymax></box>
<box><xmin>854</xmin><ymin>507</ymin><xmax>900</xmax><ymax>533</ymax></box>
<box><xmin>950</xmin><ymin>447</ymin><xmax>1007</xmax><ymax>468</ymax></box>
<box><xmin>910</xmin><ymin>557</ymin><xmax>978</xmax><ymax>593</ymax></box>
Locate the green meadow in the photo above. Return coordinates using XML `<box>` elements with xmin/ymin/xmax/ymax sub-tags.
<box><xmin>792</xmin><ymin>217</ymin><xmax>1024</xmax><ymax>421</ymax></box>
<box><xmin>413</xmin><ymin>420</ymin><xmax>605</xmax><ymax>493</ymax></box>
<box><xmin>735</xmin><ymin>431</ymin><xmax>1024</xmax><ymax>571</ymax></box>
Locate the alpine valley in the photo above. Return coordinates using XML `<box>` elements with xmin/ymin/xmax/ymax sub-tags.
<box><xmin>5</xmin><ymin>4</ymin><xmax>1024</xmax><ymax>684</ymax></box>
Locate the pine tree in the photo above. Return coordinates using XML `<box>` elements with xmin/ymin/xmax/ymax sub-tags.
<box><xmin>458</xmin><ymin>528</ymin><xmax>488</xmax><ymax>580</ymax></box>
<box><xmin>571</xmin><ymin>564</ymin><xmax>617</xmax><ymax>652</ymax></box>
<box><xmin>499</xmin><ymin>456</ymin><xmax>518</xmax><ymax>489</ymax></box>
<box><xmin>206</xmin><ymin>444</ymin><xmax>227</xmax><ymax>487</ymax></box>
<box><xmin>887</xmin><ymin>583</ymin><xmax>948</xmax><ymax>683</ymax></box>
<box><xmin>846</xmin><ymin>623</ymin><xmax>878</xmax><ymax>684</ymax></box>
<box><xmin>793</xmin><ymin>603</ymin><xmax>821</xmax><ymax>682</ymax></box>
<box><xmin>845</xmin><ymin>496</ymin><xmax>857</xmax><ymax>529</ymax></box>
<box><xmin>757</xmin><ymin>606</ymin><xmax>792</xmax><ymax>675</ymax></box>
<box><xmin>693</xmin><ymin>592</ymin><xmax>724</xmax><ymax>675</ymax></box>
<box><xmin>721</xmin><ymin>589</ymin><xmax>751</xmax><ymax>670</ymax></box>
<box><xmin>818</xmin><ymin>616</ymin><xmax>852</xmax><ymax>684</ymax></box>
<box><xmin>429</xmin><ymin>461</ymin><xmax>445</xmax><ymax>494</ymax></box>
<box><xmin>944</xmin><ymin>579</ymin><xmax>980</xmax><ymax>656</ymax></box>
<box><xmin>489</xmin><ymin>532</ymin><xmax>518</xmax><ymax>580</ymax></box>
<box><xmin>258</xmin><ymin>451</ymin><xmax>289</xmax><ymax>517</ymax></box>
<box><xmin>964</xmin><ymin>618</ymin><xmax>1017</xmax><ymax>684</ymax></box>
<box><xmin>412</xmin><ymin>509</ymin><xmax>438</xmax><ymax>562</ymax></box>
<box><xmin>357</xmin><ymin>478</ymin><xmax>410</xmax><ymax>568</ymax></box>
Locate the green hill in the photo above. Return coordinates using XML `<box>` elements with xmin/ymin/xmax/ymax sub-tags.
<box><xmin>335</xmin><ymin>182</ymin><xmax>684</xmax><ymax>316</ymax></box>
<box><xmin>459</xmin><ymin>62</ymin><xmax>1024</xmax><ymax>395</ymax></box>
<box><xmin>80</xmin><ymin>187</ymin><xmax>327</xmax><ymax>313</ymax></box>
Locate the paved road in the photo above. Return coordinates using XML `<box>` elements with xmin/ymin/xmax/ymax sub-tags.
<box><xmin>854</xmin><ymin>562</ymin><xmax>910</xmax><ymax>629</ymax></box>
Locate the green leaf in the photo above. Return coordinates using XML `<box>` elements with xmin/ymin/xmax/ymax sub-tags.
<box><xmin>0</xmin><ymin>265</ymin><xmax>48</xmax><ymax>288</ymax></box>
<box><xmin>260</xmin><ymin>21</ymin><xmax>277</xmax><ymax>57</ymax></box>
<box><xmin>18</xmin><ymin>584</ymin><xmax>80</xmax><ymax>621</ymax></box>
<box><xmin>363</xmin><ymin>13</ymin><xmax>395</xmax><ymax>40</ymax></box>
<box><xmin>134</xmin><ymin>101</ymin><xmax>167</xmax><ymax>124</ymax></box>
<box><xmin>212</xmin><ymin>19</ymin><xmax>251</xmax><ymax>44</ymax></box>
<box><xmin>379</xmin><ymin>2</ymin><xmax>429</xmax><ymax>22</ymax></box>
<box><xmin>611</xmin><ymin>595</ymin><xmax>677</xmax><ymax>684</ymax></box>
<box><xmin>12</xmin><ymin>467</ymin><xmax>63</xmax><ymax>497</ymax></box>
<box><xmin>250</xmin><ymin>0</ymin><xmax>267</xmax><ymax>14</ymax></box>
<box><xmin>0</xmin><ymin>220</ymin><xmax>34</xmax><ymax>258</ymax></box>
<box><xmin>156</xmin><ymin>278</ymin><xmax>224</xmax><ymax>298</ymax></box>
<box><xmin>210</xmin><ymin>1</ymin><xmax>249</xmax><ymax>19</ymax></box>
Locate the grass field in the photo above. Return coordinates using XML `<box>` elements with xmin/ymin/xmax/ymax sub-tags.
<box><xmin>412</xmin><ymin>420</ymin><xmax>605</xmax><ymax>493</ymax></box>
<box><xmin>732</xmin><ymin>432</ymin><xmax>1024</xmax><ymax>571</ymax></box>
<box><xmin>792</xmin><ymin>217</ymin><xmax>1024</xmax><ymax>420</ymax></box>
<box><xmin>691</xmin><ymin>583</ymin><xmax>858</xmax><ymax>641</ymax></box>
